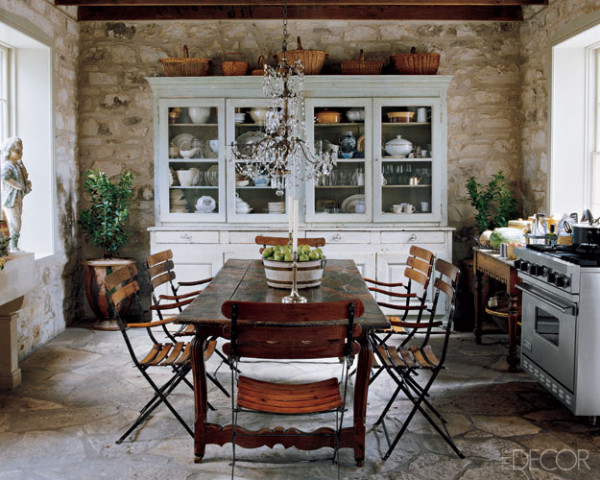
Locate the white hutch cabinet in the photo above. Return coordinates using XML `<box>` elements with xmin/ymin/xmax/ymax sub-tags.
<box><xmin>147</xmin><ymin>76</ymin><xmax>453</xmax><ymax>300</ymax></box>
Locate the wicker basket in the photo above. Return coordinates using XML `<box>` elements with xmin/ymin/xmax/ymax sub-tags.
<box><xmin>275</xmin><ymin>37</ymin><xmax>327</xmax><ymax>75</ymax></box>
<box><xmin>263</xmin><ymin>258</ymin><xmax>326</xmax><ymax>289</ymax></box>
<box><xmin>391</xmin><ymin>47</ymin><xmax>440</xmax><ymax>75</ymax></box>
<box><xmin>250</xmin><ymin>55</ymin><xmax>267</xmax><ymax>76</ymax></box>
<box><xmin>340</xmin><ymin>49</ymin><xmax>384</xmax><ymax>75</ymax></box>
<box><xmin>160</xmin><ymin>45</ymin><xmax>211</xmax><ymax>77</ymax></box>
<box><xmin>222</xmin><ymin>52</ymin><xmax>249</xmax><ymax>76</ymax></box>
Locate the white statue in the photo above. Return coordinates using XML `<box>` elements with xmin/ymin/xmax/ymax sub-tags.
<box><xmin>1</xmin><ymin>137</ymin><xmax>32</xmax><ymax>251</ymax></box>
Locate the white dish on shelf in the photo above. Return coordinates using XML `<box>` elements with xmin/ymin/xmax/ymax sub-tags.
<box><xmin>195</xmin><ymin>195</ymin><xmax>216</xmax><ymax>213</ymax></box>
<box><xmin>341</xmin><ymin>194</ymin><xmax>366</xmax><ymax>213</ymax></box>
<box><xmin>235</xmin><ymin>131</ymin><xmax>267</xmax><ymax>157</ymax></box>
<box><xmin>235</xmin><ymin>180</ymin><xmax>250</xmax><ymax>187</ymax></box>
<box><xmin>171</xmin><ymin>133</ymin><xmax>195</xmax><ymax>151</ymax></box>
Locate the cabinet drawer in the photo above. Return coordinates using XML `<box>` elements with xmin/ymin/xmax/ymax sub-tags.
<box><xmin>229</xmin><ymin>231</ymin><xmax>289</xmax><ymax>244</ymax></box>
<box><xmin>153</xmin><ymin>231</ymin><xmax>220</xmax><ymax>244</ymax></box>
<box><xmin>381</xmin><ymin>231</ymin><xmax>446</xmax><ymax>244</ymax></box>
<box><xmin>309</xmin><ymin>231</ymin><xmax>374</xmax><ymax>244</ymax></box>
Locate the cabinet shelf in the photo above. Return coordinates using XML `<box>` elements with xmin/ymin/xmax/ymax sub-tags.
<box><xmin>169</xmin><ymin>158</ymin><xmax>219</xmax><ymax>163</ymax></box>
<box><xmin>169</xmin><ymin>123</ymin><xmax>218</xmax><ymax>127</ymax></box>
<box><xmin>382</xmin><ymin>184</ymin><xmax>432</xmax><ymax>188</ymax></box>
<box><xmin>315</xmin><ymin>185</ymin><xmax>365</xmax><ymax>189</ymax></box>
<box><xmin>382</xmin><ymin>122</ymin><xmax>430</xmax><ymax>126</ymax></box>
<box><xmin>382</xmin><ymin>157</ymin><xmax>432</xmax><ymax>162</ymax></box>
<box><xmin>170</xmin><ymin>186</ymin><xmax>218</xmax><ymax>190</ymax></box>
<box><xmin>315</xmin><ymin>122</ymin><xmax>364</xmax><ymax>127</ymax></box>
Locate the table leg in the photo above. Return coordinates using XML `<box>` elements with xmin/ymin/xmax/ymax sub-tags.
<box><xmin>192</xmin><ymin>333</ymin><xmax>209</xmax><ymax>462</ymax></box>
<box><xmin>474</xmin><ymin>268</ymin><xmax>484</xmax><ymax>344</ymax></box>
<box><xmin>352</xmin><ymin>330</ymin><xmax>372</xmax><ymax>466</ymax></box>
<box><xmin>507</xmin><ymin>282</ymin><xmax>521</xmax><ymax>373</ymax></box>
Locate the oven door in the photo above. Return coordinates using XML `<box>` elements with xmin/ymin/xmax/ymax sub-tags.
<box><xmin>517</xmin><ymin>282</ymin><xmax>578</xmax><ymax>391</ymax></box>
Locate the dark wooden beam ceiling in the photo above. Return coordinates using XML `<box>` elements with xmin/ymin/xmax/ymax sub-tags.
<box><xmin>54</xmin><ymin>1</ymin><xmax>548</xmax><ymax>22</ymax></box>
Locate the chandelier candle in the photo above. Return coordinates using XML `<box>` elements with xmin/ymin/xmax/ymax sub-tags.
<box><xmin>292</xmin><ymin>199</ymin><xmax>299</xmax><ymax>253</ymax></box>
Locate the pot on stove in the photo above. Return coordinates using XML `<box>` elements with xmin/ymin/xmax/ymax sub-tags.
<box><xmin>572</xmin><ymin>223</ymin><xmax>600</xmax><ymax>245</ymax></box>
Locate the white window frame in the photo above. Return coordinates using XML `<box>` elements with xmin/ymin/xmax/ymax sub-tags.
<box><xmin>0</xmin><ymin>11</ymin><xmax>56</xmax><ymax>258</ymax></box>
<box><xmin>549</xmin><ymin>12</ymin><xmax>600</xmax><ymax>217</ymax></box>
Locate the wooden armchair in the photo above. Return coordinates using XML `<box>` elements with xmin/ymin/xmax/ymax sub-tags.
<box><xmin>255</xmin><ymin>235</ymin><xmax>326</xmax><ymax>253</ymax></box>
<box><xmin>104</xmin><ymin>264</ymin><xmax>194</xmax><ymax>444</ymax></box>
<box><xmin>221</xmin><ymin>299</ymin><xmax>364</xmax><ymax>476</ymax></box>
<box><xmin>365</xmin><ymin>245</ymin><xmax>435</xmax><ymax>383</ymax></box>
<box><xmin>373</xmin><ymin>258</ymin><xmax>464</xmax><ymax>460</ymax></box>
<box><xmin>145</xmin><ymin>249</ymin><xmax>229</xmax><ymax>399</ymax></box>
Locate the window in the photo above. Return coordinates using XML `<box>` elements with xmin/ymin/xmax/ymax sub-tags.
<box><xmin>550</xmin><ymin>16</ymin><xmax>600</xmax><ymax>217</ymax></box>
<box><xmin>0</xmin><ymin>19</ymin><xmax>54</xmax><ymax>258</ymax></box>
<box><xmin>0</xmin><ymin>44</ymin><xmax>8</xmax><ymax>140</ymax></box>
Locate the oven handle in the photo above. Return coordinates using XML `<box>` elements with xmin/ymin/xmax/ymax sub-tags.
<box><xmin>516</xmin><ymin>283</ymin><xmax>577</xmax><ymax>315</ymax></box>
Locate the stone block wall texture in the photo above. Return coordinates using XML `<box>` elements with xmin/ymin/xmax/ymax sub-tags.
<box><xmin>78</xmin><ymin>19</ymin><xmax>522</xmax><ymax>267</ymax></box>
<box><xmin>520</xmin><ymin>0</ymin><xmax>599</xmax><ymax>215</ymax></box>
<box><xmin>2</xmin><ymin>1</ymin><xmax>79</xmax><ymax>360</ymax></box>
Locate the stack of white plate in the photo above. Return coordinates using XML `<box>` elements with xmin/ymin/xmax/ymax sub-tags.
<box><xmin>170</xmin><ymin>190</ymin><xmax>189</xmax><ymax>213</ymax></box>
<box><xmin>268</xmin><ymin>202</ymin><xmax>285</xmax><ymax>214</ymax></box>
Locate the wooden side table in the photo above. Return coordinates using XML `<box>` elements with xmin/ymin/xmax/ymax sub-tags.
<box><xmin>473</xmin><ymin>248</ymin><xmax>521</xmax><ymax>372</ymax></box>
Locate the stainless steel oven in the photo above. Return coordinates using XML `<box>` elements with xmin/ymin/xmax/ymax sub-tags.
<box><xmin>514</xmin><ymin>245</ymin><xmax>600</xmax><ymax>417</ymax></box>
<box><xmin>518</xmin><ymin>282</ymin><xmax>577</xmax><ymax>392</ymax></box>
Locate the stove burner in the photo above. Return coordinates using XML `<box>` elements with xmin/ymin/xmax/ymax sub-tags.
<box><xmin>526</xmin><ymin>243</ymin><xmax>600</xmax><ymax>266</ymax></box>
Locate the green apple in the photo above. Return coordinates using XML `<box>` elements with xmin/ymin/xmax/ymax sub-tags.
<box><xmin>298</xmin><ymin>253</ymin><xmax>309</xmax><ymax>262</ymax></box>
<box><xmin>273</xmin><ymin>253</ymin><xmax>283</xmax><ymax>261</ymax></box>
<box><xmin>284</xmin><ymin>253</ymin><xmax>293</xmax><ymax>262</ymax></box>
<box><xmin>309</xmin><ymin>250</ymin><xmax>320</xmax><ymax>260</ymax></box>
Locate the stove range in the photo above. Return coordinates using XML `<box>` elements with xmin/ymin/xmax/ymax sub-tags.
<box><xmin>514</xmin><ymin>244</ymin><xmax>600</xmax><ymax>418</ymax></box>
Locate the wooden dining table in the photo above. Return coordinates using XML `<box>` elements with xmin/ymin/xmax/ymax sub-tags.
<box><xmin>176</xmin><ymin>258</ymin><xmax>389</xmax><ymax>466</ymax></box>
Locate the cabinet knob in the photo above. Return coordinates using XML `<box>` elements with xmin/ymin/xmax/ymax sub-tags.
<box><xmin>332</xmin><ymin>233</ymin><xmax>342</xmax><ymax>242</ymax></box>
<box><xmin>408</xmin><ymin>234</ymin><xmax>418</xmax><ymax>242</ymax></box>
<box><xmin>181</xmin><ymin>233</ymin><xmax>192</xmax><ymax>241</ymax></box>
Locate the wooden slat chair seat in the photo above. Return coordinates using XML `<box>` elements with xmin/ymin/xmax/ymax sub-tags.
<box><xmin>365</xmin><ymin>245</ymin><xmax>435</xmax><ymax>384</ymax></box>
<box><xmin>104</xmin><ymin>264</ymin><xmax>195</xmax><ymax>444</ymax></box>
<box><xmin>373</xmin><ymin>258</ymin><xmax>464</xmax><ymax>461</ymax></box>
<box><xmin>221</xmin><ymin>299</ymin><xmax>363</xmax><ymax>477</ymax></box>
<box><xmin>145</xmin><ymin>250</ymin><xmax>229</xmax><ymax>400</ymax></box>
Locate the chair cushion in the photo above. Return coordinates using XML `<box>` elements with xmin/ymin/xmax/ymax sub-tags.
<box><xmin>237</xmin><ymin>376</ymin><xmax>342</xmax><ymax>414</ymax></box>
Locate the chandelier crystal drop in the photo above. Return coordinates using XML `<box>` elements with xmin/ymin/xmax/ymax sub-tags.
<box><xmin>229</xmin><ymin>0</ymin><xmax>336</xmax><ymax>195</ymax></box>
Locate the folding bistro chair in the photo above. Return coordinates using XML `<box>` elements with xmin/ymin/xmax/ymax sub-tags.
<box><xmin>221</xmin><ymin>299</ymin><xmax>364</xmax><ymax>478</ymax></box>
<box><xmin>364</xmin><ymin>245</ymin><xmax>435</xmax><ymax>382</ymax></box>
<box><xmin>373</xmin><ymin>258</ymin><xmax>464</xmax><ymax>460</ymax></box>
<box><xmin>145</xmin><ymin>249</ymin><xmax>229</xmax><ymax>399</ymax></box>
<box><xmin>103</xmin><ymin>264</ymin><xmax>194</xmax><ymax>444</ymax></box>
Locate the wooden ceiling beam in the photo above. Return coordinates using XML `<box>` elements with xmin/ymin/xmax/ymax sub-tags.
<box><xmin>77</xmin><ymin>5</ymin><xmax>525</xmax><ymax>21</ymax></box>
<box><xmin>58</xmin><ymin>0</ymin><xmax>546</xmax><ymax>5</ymax></box>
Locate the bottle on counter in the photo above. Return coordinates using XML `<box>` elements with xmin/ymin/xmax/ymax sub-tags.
<box><xmin>547</xmin><ymin>224</ymin><xmax>558</xmax><ymax>246</ymax></box>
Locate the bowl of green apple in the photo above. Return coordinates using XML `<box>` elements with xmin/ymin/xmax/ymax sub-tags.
<box><xmin>262</xmin><ymin>244</ymin><xmax>326</xmax><ymax>289</ymax></box>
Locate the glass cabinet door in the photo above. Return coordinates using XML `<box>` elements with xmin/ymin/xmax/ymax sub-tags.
<box><xmin>159</xmin><ymin>99</ymin><xmax>225</xmax><ymax>222</ymax></box>
<box><xmin>373</xmin><ymin>98</ymin><xmax>441</xmax><ymax>222</ymax></box>
<box><xmin>226</xmin><ymin>99</ymin><xmax>291</xmax><ymax>223</ymax></box>
<box><xmin>305</xmin><ymin>99</ymin><xmax>372</xmax><ymax>222</ymax></box>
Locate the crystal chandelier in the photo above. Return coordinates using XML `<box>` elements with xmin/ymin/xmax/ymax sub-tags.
<box><xmin>230</xmin><ymin>0</ymin><xmax>336</xmax><ymax>195</ymax></box>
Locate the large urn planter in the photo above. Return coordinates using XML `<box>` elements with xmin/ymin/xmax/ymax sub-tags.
<box><xmin>83</xmin><ymin>258</ymin><xmax>136</xmax><ymax>329</ymax></box>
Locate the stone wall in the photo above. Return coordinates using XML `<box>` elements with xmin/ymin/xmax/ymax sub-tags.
<box><xmin>79</xmin><ymin>19</ymin><xmax>522</xmax><ymax>268</ymax></box>
<box><xmin>1</xmin><ymin>1</ymin><xmax>80</xmax><ymax>358</ymax></box>
<box><xmin>520</xmin><ymin>0</ymin><xmax>599</xmax><ymax>215</ymax></box>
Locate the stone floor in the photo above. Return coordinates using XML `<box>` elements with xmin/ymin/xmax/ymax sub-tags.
<box><xmin>1</xmin><ymin>328</ymin><xmax>599</xmax><ymax>480</ymax></box>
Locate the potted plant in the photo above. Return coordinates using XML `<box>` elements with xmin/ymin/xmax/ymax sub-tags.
<box><xmin>466</xmin><ymin>170</ymin><xmax>520</xmax><ymax>234</ymax></box>
<box><xmin>79</xmin><ymin>169</ymin><xmax>135</xmax><ymax>325</ymax></box>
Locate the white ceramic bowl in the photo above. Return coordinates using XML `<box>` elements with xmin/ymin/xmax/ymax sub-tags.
<box><xmin>346</xmin><ymin>109</ymin><xmax>365</xmax><ymax>122</ymax></box>
<box><xmin>249</xmin><ymin>108</ymin><xmax>269</xmax><ymax>124</ymax></box>
<box><xmin>188</xmin><ymin>107</ymin><xmax>211</xmax><ymax>124</ymax></box>
<box><xmin>384</xmin><ymin>135</ymin><xmax>413</xmax><ymax>157</ymax></box>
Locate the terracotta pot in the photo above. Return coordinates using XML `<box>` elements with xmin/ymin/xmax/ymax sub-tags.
<box><xmin>83</xmin><ymin>258</ymin><xmax>136</xmax><ymax>320</ymax></box>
